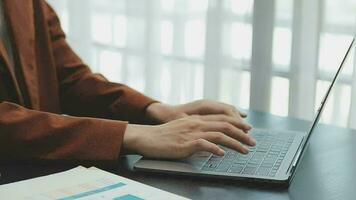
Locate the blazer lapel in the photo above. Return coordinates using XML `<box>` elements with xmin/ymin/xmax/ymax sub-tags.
<box><xmin>0</xmin><ymin>39</ymin><xmax>24</xmax><ymax>104</ymax></box>
<box><xmin>3</xmin><ymin>0</ymin><xmax>39</xmax><ymax>108</ymax></box>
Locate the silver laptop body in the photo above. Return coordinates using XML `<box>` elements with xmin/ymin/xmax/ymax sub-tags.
<box><xmin>134</xmin><ymin>38</ymin><xmax>355</xmax><ymax>187</ymax></box>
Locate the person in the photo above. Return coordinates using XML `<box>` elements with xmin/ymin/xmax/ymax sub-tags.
<box><xmin>0</xmin><ymin>0</ymin><xmax>256</xmax><ymax>163</ymax></box>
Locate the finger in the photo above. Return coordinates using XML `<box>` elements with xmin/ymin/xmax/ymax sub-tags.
<box><xmin>186</xmin><ymin>139</ymin><xmax>225</xmax><ymax>156</ymax></box>
<box><xmin>187</xmin><ymin>101</ymin><xmax>237</xmax><ymax>117</ymax></box>
<box><xmin>225</xmin><ymin>104</ymin><xmax>247</xmax><ymax>118</ymax></box>
<box><xmin>185</xmin><ymin>100</ymin><xmax>247</xmax><ymax>119</ymax></box>
<box><xmin>210</xmin><ymin>103</ymin><xmax>245</xmax><ymax>120</ymax></box>
<box><xmin>221</xmin><ymin>103</ymin><xmax>247</xmax><ymax>119</ymax></box>
<box><xmin>200</xmin><ymin>121</ymin><xmax>256</xmax><ymax>146</ymax></box>
<box><xmin>198</xmin><ymin>114</ymin><xmax>252</xmax><ymax>132</ymax></box>
<box><xmin>195</xmin><ymin>132</ymin><xmax>250</xmax><ymax>154</ymax></box>
<box><xmin>239</xmin><ymin>111</ymin><xmax>248</xmax><ymax>118</ymax></box>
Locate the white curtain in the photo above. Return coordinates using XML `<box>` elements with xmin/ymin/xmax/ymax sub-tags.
<box><xmin>47</xmin><ymin>0</ymin><xmax>356</xmax><ymax>128</ymax></box>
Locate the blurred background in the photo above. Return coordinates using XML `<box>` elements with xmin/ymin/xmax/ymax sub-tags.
<box><xmin>47</xmin><ymin>0</ymin><xmax>356</xmax><ymax>128</ymax></box>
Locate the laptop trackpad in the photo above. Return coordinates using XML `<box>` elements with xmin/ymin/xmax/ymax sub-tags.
<box><xmin>134</xmin><ymin>152</ymin><xmax>211</xmax><ymax>173</ymax></box>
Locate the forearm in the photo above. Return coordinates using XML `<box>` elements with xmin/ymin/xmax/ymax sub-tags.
<box><xmin>0</xmin><ymin>102</ymin><xmax>126</xmax><ymax>162</ymax></box>
<box><xmin>59</xmin><ymin>70</ymin><xmax>157</xmax><ymax>123</ymax></box>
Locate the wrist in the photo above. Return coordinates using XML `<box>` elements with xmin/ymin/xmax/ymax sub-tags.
<box><xmin>122</xmin><ymin>124</ymin><xmax>141</xmax><ymax>155</ymax></box>
<box><xmin>144</xmin><ymin>102</ymin><xmax>163</xmax><ymax>124</ymax></box>
<box><xmin>123</xmin><ymin>124</ymin><xmax>153</xmax><ymax>155</ymax></box>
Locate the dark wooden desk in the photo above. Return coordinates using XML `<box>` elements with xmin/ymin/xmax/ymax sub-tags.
<box><xmin>1</xmin><ymin>111</ymin><xmax>356</xmax><ymax>200</ymax></box>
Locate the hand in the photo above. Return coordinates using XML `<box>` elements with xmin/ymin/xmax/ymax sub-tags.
<box><xmin>123</xmin><ymin>115</ymin><xmax>256</xmax><ymax>159</ymax></box>
<box><xmin>175</xmin><ymin>99</ymin><xmax>248</xmax><ymax>119</ymax></box>
<box><xmin>146</xmin><ymin>100</ymin><xmax>248</xmax><ymax>125</ymax></box>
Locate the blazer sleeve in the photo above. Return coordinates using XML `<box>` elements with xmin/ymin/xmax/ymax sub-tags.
<box><xmin>0</xmin><ymin>102</ymin><xmax>125</xmax><ymax>161</ymax></box>
<box><xmin>44</xmin><ymin>2</ymin><xmax>157</xmax><ymax>123</ymax></box>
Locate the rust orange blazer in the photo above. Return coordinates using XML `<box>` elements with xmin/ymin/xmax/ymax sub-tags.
<box><xmin>0</xmin><ymin>0</ymin><xmax>156</xmax><ymax>162</ymax></box>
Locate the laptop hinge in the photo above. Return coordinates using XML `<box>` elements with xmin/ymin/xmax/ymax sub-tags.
<box><xmin>287</xmin><ymin>137</ymin><xmax>305</xmax><ymax>174</ymax></box>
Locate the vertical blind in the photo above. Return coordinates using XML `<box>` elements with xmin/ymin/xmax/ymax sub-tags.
<box><xmin>47</xmin><ymin>0</ymin><xmax>356</xmax><ymax>128</ymax></box>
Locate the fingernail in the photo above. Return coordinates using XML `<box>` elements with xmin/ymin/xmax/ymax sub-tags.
<box><xmin>242</xmin><ymin>147</ymin><xmax>249</xmax><ymax>154</ymax></box>
<box><xmin>246</xmin><ymin>124</ymin><xmax>253</xmax><ymax>130</ymax></box>
<box><xmin>218</xmin><ymin>149</ymin><xmax>225</xmax><ymax>156</ymax></box>
<box><xmin>249</xmin><ymin>138</ymin><xmax>257</xmax><ymax>146</ymax></box>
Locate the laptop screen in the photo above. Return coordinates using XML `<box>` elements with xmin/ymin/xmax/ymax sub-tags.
<box><xmin>306</xmin><ymin>38</ymin><xmax>354</xmax><ymax>145</ymax></box>
<box><xmin>291</xmin><ymin>38</ymin><xmax>355</xmax><ymax>176</ymax></box>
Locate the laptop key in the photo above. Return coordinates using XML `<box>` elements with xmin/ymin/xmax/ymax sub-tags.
<box><xmin>202</xmin><ymin>166</ymin><xmax>216</xmax><ymax>171</ymax></box>
<box><xmin>229</xmin><ymin>164</ymin><xmax>244</xmax><ymax>173</ymax></box>
<box><xmin>207</xmin><ymin>160</ymin><xmax>220</xmax><ymax>166</ymax></box>
<box><xmin>211</xmin><ymin>156</ymin><xmax>223</xmax><ymax>160</ymax></box>
<box><xmin>261</xmin><ymin>162</ymin><xmax>274</xmax><ymax>168</ymax></box>
<box><xmin>257</xmin><ymin>148</ymin><xmax>269</xmax><ymax>152</ymax></box>
<box><xmin>256</xmin><ymin>167</ymin><xmax>271</xmax><ymax>176</ymax></box>
<box><xmin>253</xmin><ymin>152</ymin><xmax>267</xmax><ymax>158</ymax></box>
<box><xmin>238</xmin><ymin>156</ymin><xmax>251</xmax><ymax>161</ymax></box>
<box><xmin>242</xmin><ymin>166</ymin><xmax>257</xmax><ymax>175</ymax></box>
<box><xmin>220</xmin><ymin>161</ymin><xmax>233</xmax><ymax>167</ymax></box>
<box><xmin>234</xmin><ymin>160</ymin><xmax>247</xmax><ymax>165</ymax></box>
<box><xmin>269</xmin><ymin>172</ymin><xmax>277</xmax><ymax>177</ymax></box>
<box><xmin>264</xmin><ymin>157</ymin><xmax>277</xmax><ymax>163</ymax></box>
<box><xmin>202</xmin><ymin>161</ymin><xmax>220</xmax><ymax>171</ymax></box>
<box><xmin>215</xmin><ymin>164</ymin><xmax>231</xmax><ymax>172</ymax></box>
<box><xmin>268</xmin><ymin>152</ymin><xmax>279</xmax><ymax>156</ymax></box>
<box><xmin>246</xmin><ymin>161</ymin><xmax>259</xmax><ymax>167</ymax></box>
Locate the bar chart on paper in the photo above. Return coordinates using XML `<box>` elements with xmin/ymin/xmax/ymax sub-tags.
<box><xmin>36</xmin><ymin>178</ymin><xmax>144</xmax><ymax>200</ymax></box>
<box><xmin>0</xmin><ymin>167</ymin><xmax>188</xmax><ymax>200</ymax></box>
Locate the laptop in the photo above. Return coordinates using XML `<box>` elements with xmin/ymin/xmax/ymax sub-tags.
<box><xmin>134</xmin><ymin>38</ymin><xmax>355</xmax><ymax>187</ymax></box>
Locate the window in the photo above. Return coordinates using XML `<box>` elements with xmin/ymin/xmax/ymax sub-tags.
<box><xmin>48</xmin><ymin>0</ymin><xmax>356</xmax><ymax>128</ymax></box>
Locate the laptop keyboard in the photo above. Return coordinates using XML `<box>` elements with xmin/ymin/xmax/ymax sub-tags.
<box><xmin>201</xmin><ymin>130</ymin><xmax>296</xmax><ymax>177</ymax></box>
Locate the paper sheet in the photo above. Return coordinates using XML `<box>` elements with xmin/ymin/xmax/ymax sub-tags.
<box><xmin>0</xmin><ymin>166</ymin><xmax>189</xmax><ymax>200</ymax></box>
